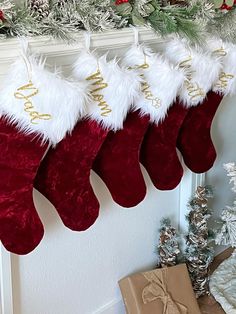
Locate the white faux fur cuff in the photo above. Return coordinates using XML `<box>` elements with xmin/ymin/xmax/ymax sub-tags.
<box><xmin>208</xmin><ymin>39</ymin><xmax>236</xmax><ymax>96</ymax></box>
<box><xmin>163</xmin><ymin>37</ymin><xmax>222</xmax><ymax>107</ymax></box>
<box><xmin>0</xmin><ymin>55</ymin><xmax>87</xmax><ymax>145</ymax></box>
<box><xmin>73</xmin><ymin>51</ymin><xmax>141</xmax><ymax>131</ymax></box>
<box><xmin>123</xmin><ymin>44</ymin><xmax>185</xmax><ymax>124</ymax></box>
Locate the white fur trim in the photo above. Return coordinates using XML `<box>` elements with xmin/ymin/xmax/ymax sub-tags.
<box><xmin>73</xmin><ymin>51</ymin><xmax>141</xmax><ymax>131</ymax></box>
<box><xmin>0</xmin><ymin>55</ymin><xmax>88</xmax><ymax>145</ymax></box>
<box><xmin>207</xmin><ymin>39</ymin><xmax>236</xmax><ymax>96</ymax></box>
<box><xmin>207</xmin><ymin>37</ymin><xmax>225</xmax><ymax>54</ymax></box>
<box><xmin>163</xmin><ymin>37</ymin><xmax>222</xmax><ymax>107</ymax></box>
<box><xmin>122</xmin><ymin>44</ymin><xmax>185</xmax><ymax>124</ymax></box>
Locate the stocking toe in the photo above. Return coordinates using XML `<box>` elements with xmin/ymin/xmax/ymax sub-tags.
<box><xmin>0</xmin><ymin>211</ymin><xmax>44</xmax><ymax>255</ymax></box>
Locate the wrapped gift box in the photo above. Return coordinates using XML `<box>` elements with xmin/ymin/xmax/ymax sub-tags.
<box><xmin>119</xmin><ymin>263</ymin><xmax>201</xmax><ymax>314</ymax></box>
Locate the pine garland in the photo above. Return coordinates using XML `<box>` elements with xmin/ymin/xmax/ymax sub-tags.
<box><xmin>150</xmin><ymin>4</ymin><xmax>201</xmax><ymax>42</ymax></box>
<box><xmin>29</xmin><ymin>0</ymin><xmax>50</xmax><ymax>20</ymax></box>
<box><xmin>208</xmin><ymin>9</ymin><xmax>236</xmax><ymax>43</ymax></box>
<box><xmin>0</xmin><ymin>0</ymin><xmax>236</xmax><ymax>42</ymax></box>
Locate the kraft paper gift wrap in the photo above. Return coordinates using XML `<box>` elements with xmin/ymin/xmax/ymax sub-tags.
<box><xmin>119</xmin><ymin>264</ymin><xmax>201</xmax><ymax>314</ymax></box>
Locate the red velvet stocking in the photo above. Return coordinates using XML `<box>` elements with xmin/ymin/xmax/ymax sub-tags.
<box><xmin>93</xmin><ymin>110</ymin><xmax>149</xmax><ymax>207</ymax></box>
<box><xmin>0</xmin><ymin>118</ymin><xmax>47</xmax><ymax>255</ymax></box>
<box><xmin>177</xmin><ymin>91</ymin><xmax>223</xmax><ymax>173</ymax></box>
<box><xmin>34</xmin><ymin>119</ymin><xmax>108</xmax><ymax>231</ymax></box>
<box><xmin>140</xmin><ymin>101</ymin><xmax>189</xmax><ymax>190</ymax></box>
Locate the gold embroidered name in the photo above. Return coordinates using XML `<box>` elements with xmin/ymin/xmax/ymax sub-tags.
<box><xmin>213</xmin><ymin>47</ymin><xmax>227</xmax><ymax>57</ymax></box>
<box><xmin>179</xmin><ymin>56</ymin><xmax>192</xmax><ymax>70</ymax></box>
<box><xmin>129</xmin><ymin>62</ymin><xmax>161</xmax><ymax>109</ymax></box>
<box><xmin>140</xmin><ymin>76</ymin><xmax>161</xmax><ymax>109</ymax></box>
<box><xmin>86</xmin><ymin>69</ymin><xmax>111</xmax><ymax>117</ymax></box>
<box><xmin>179</xmin><ymin>56</ymin><xmax>205</xmax><ymax>100</ymax></box>
<box><xmin>14</xmin><ymin>80</ymin><xmax>52</xmax><ymax>124</ymax></box>
<box><xmin>185</xmin><ymin>81</ymin><xmax>205</xmax><ymax>100</ymax></box>
<box><xmin>215</xmin><ymin>72</ymin><xmax>234</xmax><ymax>90</ymax></box>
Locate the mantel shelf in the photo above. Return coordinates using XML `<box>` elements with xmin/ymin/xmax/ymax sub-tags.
<box><xmin>0</xmin><ymin>27</ymin><xmax>166</xmax><ymax>86</ymax></box>
<box><xmin>0</xmin><ymin>27</ymin><xmax>163</xmax><ymax>61</ymax></box>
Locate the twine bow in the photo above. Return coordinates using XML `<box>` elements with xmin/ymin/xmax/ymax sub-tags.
<box><xmin>142</xmin><ymin>268</ymin><xmax>188</xmax><ymax>314</ymax></box>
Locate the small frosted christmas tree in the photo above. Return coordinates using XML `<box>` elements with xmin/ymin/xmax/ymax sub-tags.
<box><xmin>185</xmin><ymin>186</ymin><xmax>214</xmax><ymax>298</ymax></box>
<box><xmin>215</xmin><ymin>163</ymin><xmax>236</xmax><ymax>247</ymax></box>
<box><xmin>210</xmin><ymin>163</ymin><xmax>236</xmax><ymax>313</ymax></box>
<box><xmin>157</xmin><ymin>218</ymin><xmax>180</xmax><ymax>267</ymax></box>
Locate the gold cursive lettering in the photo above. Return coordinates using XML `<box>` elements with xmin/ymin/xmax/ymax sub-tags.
<box><xmin>86</xmin><ymin>69</ymin><xmax>112</xmax><ymax>117</ymax></box>
<box><xmin>129</xmin><ymin>62</ymin><xmax>161</xmax><ymax>109</ymax></box>
<box><xmin>215</xmin><ymin>72</ymin><xmax>234</xmax><ymax>91</ymax></box>
<box><xmin>14</xmin><ymin>80</ymin><xmax>52</xmax><ymax>124</ymax></box>
<box><xmin>179</xmin><ymin>56</ymin><xmax>192</xmax><ymax>70</ymax></box>
<box><xmin>178</xmin><ymin>56</ymin><xmax>206</xmax><ymax>100</ymax></box>
<box><xmin>213</xmin><ymin>47</ymin><xmax>227</xmax><ymax>57</ymax></box>
<box><xmin>137</xmin><ymin>62</ymin><xmax>150</xmax><ymax>70</ymax></box>
<box><xmin>185</xmin><ymin>81</ymin><xmax>205</xmax><ymax>100</ymax></box>
<box><xmin>141</xmin><ymin>77</ymin><xmax>161</xmax><ymax>108</ymax></box>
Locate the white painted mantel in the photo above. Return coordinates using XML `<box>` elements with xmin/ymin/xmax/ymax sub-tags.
<box><xmin>0</xmin><ymin>28</ymin><xmax>204</xmax><ymax>314</ymax></box>
<box><xmin>0</xmin><ymin>27</ymin><xmax>164</xmax><ymax>77</ymax></box>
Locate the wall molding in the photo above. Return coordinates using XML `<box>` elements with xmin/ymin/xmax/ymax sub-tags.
<box><xmin>0</xmin><ymin>246</ymin><xmax>13</xmax><ymax>314</ymax></box>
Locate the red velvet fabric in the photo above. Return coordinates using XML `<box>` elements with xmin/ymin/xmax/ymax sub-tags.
<box><xmin>93</xmin><ymin>110</ymin><xmax>149</xmax><ymax>208</ymax></box>
<box><xmin>177</xmin><ymin>91</ymin><xmax>223</xmax><ymax>173</ymax></box>
<box><xmin>34</xmin><ymin>119</ymin><xmax>108</xmax><ymax>231</ymax></box>
<box><xmin>0</xmin><ymin>118</ymin><xmax>46</xmax><ymax>255</ymax></box>
<box><xmin>140</xmin><ymin>101</ymin><xmax>189</xmax><ymax>190</ymax></box>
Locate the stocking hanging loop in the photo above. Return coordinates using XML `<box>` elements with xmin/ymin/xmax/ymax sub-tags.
<box><xmin>18</xmin><ymin>37</ymin><xmax>33</xmax><ymax>82</ymax></box>
<box><xmin>84</xmin><ymin>31</ymin><xmax>91</xmax><ymax>52</ymax></box>
<box><xmin>131</xmin><ymin>26</ymin><xmax>139</xmax><ymax>46</ymax></box>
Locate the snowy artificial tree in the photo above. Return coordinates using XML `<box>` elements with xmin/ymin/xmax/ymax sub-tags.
<box><xmin>210</xmin><ymin>162</ymin><xmax>236</xmax><ymax>313</ymax></box>
<box><xmin>157</xmin><ymin>218</ymin><xmax>181</xmax><ymax>267</ymax></box>
<box><xmin>185</xmin><ymin>185</ymin><xmax>214</xmax><ymax>298</ymax></box>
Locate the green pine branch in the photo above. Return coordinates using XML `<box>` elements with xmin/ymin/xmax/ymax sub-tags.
<box><xmin>0</xmin><ymin>0</ymin><xmax>236</xmax><ymax>42</ymax></box>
